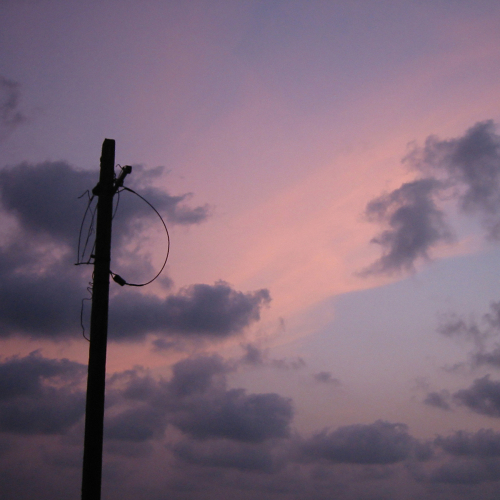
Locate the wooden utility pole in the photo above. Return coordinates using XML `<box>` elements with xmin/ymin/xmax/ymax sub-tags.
<box><xmin>81</xmin><ymin>139</ymin><xmax>121</xmax><ymax>500</ymax></box>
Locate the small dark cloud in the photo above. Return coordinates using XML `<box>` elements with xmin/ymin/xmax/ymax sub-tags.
<box><xmin>362</xmin><ymin>178</ymin><xmax>451</xmax><ymax>274</ymax></box>
<box><xmin>312</xmin><ymin>371</ymin><xmax>341</xmax><ymax>386</ymax></box>
<box><xmin>300</xmin><ymin>421</ymin><xmax>414</xmax><ymax>465</ymax></box>
<box><xmin>239</xmin><ymin>343</ymin><xmax>305</xmax><ymax>371</ymax></box>
<box><xmin>270</xmin><ymin>357</ymin><xmax>306</xmax><ymax>370</ymax></box>
<box><xmin>0</xmin><ymin>352</ymin><xmax>85</xmax><ymax>434</ymax></box>
<box><xmin>241</xmin><ymin>343</ymin><xmax>265</xmax><ymax>366</ymax></box>
<box><xmin>453</xmin><ymin>376</ymin><xmax>500</xmax><ymax>417</ymax></box>
<box><xmin>423</xmin><ymin>391</ymin><xmax>452</xmax><ymax>411</ymax></box>
<box><xmin>0</xmin><ymin>75</ymin><xmax>26</xmax><ymax>139</ymax></box>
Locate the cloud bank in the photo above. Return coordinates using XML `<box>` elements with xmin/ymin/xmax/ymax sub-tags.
<box><xmin>2</xmin><ymin>351</ymin><xmax>500</xmax><ymax>499</ymax></box>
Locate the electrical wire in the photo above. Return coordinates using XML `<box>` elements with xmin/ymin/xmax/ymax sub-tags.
<box><xmin>81</xmin><ymin>202</ymin><xmax>97</xmax><ymax>263</ymax></box>
<box><xmin>112</xmin><ymin>188</ymin><xmax>121</xmax><ymax>219</ymax></box>
<box><xmin>112</xmin><ymin>165</ymin><xmax>123</xmax><ymax>219</ymax></box>
<box><xmin>80</xmin><ymin>277</ymin><xmax>93</xmax><ymax>342</ymax></box>
<box><xmin>76</xmin><ymin>190</ymin><xmax>96</xmax><ymax>265</ymax></box>
<box><xmin>77</xmin><ymin>167</ymin><xmax>169</xmax><ymax>343</ymax></box>
<box><xmin>110</xmin><ymin>186</ymin><xmax>170</xmax><ymax>287</ymax></box>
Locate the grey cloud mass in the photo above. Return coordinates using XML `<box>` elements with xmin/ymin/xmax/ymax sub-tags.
<box><xmin>0</xmin><ymin>161</ymin><xmax>209</xmax><ymax>245</ymax></box>
<box><xmin>0</xmin><ymin>161</ymin><xmax>267</xmax><ymax>341</ymax></box>
<box><xmin>453</xmin><ymin>376</ymin><xmax>500</xmax><ymax>418</ymax></box>
<box><xmin>163</xmin><ymin>356</ymin><xmax>293</xmax><ymax>443</ymax></box>
<box><xmin>435</xmin><ymin>429</ymin><xmax>500</xmax><ymax>458</ymax></box>
<box><xmin>102</xmin><ymin>355</ymin><xmax>293</xmax><ymax>444</ymax></box>
<box><xmin>0</xmin><ymin>352</ymin><xmax>85</xmax><ymax>434</ymax></box>
<box><xmin>109</xmin><ymin>282</ymin><xmax>271</xmax><ymax>340</ymax></box>
<box><xmin>363</xmin><ymin>178</ymin><xmax>451</xmax><ymax>274</ymax></box>
<box><xmin>365</xmin><ymin>120</ymin><xmax>500</xmax><ymax>274</ymax></box>
<box><xmin>4</xmin><ymin>351</ymin><xmax>500</xmax><ymax>499</ymax></box>
<box><xmin>300</xmin><ymin>421</ymin><xmax>415</xmax><ymax>465</ymax></box>
<box><xmin>406</xmin><ymin>120</ymin><xmax>500</xmax><ymax>229</ymax></box>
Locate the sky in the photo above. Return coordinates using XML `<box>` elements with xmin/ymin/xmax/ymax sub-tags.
<box><xmin>2</xmin><ymin>0</ymin><xmax>500</xmax><ymax>498</ymax></box>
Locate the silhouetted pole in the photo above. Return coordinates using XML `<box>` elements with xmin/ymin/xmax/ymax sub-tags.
<box><xmin>81</xmin><ymin>139</ymin><xmax>115</xmax><ymax>500</ymax></box>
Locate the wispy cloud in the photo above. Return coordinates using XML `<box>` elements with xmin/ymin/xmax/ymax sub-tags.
<box><xmin>0</xmin><ymin>75</ymin><xmax>26</xmax><ymax>140</ymax></box>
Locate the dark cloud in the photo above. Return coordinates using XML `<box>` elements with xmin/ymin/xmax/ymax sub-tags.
<box><xmin>437</xmin><ymin>315</ymin><xmax>485</xmax><ymax>346</ymax></box>
<box><xmin>5</xmin><ymin>350</ymin><xmax>499</xmax><ymax>499</ymax></box>
<box><xmin>473</xmin><ymin>347</ymin><xmax>500</xmax><ymax>368</ymax></box>
<box><xmin>0</xmin><ymin>250</ymin><xmax>85</xmax><ymax>339</ymax></box>
<box><xmin>0</xmin><ymin>162</ymin><xmax>94</xmax><ymax>244</ymax></box>
<box><xmin>428</xmin><ymin>459</ymin><xmax>499</xmax><ymax>485</ymax></box>
<box><xmin>312</xmin><ymin>371</ymin><xmax>341</xmax><ymax>385</ymax></box>
<box><xmin>0</xmin><ymin>161</ymin><xmax>265</xmax><ymax>341</ymax></box>
<box><xmin>170</xmin><ymin>389</ymin><xmax>293</xmax><ymax>442</ymax></box>
<box><xmin>423</xmin><ymin>391</ymin><xmax>451</xmax><ymax>411</ymax></box>
<box><xmin>109</xmin><ymin>282</ymin><xmax>271</xmax><ymax>340</ymax></box>
<box><xmin>0</xmin><ymin>352</ymin><xmax>85</xmax><ymax>434</ymax></box>
<box><xmin>168</xmin><ymin>355</ymin><xmax>229</xmax><ymax>398</ymax></box>
<box><xmin>362</xmin><ymin>178</ymin><xmax>451</xmax><ymax>274</ymax></box>
<box><xmin>453</xmin><ymin>376</ymin><xmax>500</xmax><ymax>417</ymax></box>
<box><xmin>405</xmin><ymin>120</ymin><xmax>500</xmax><ymax>237</ymax></box>
<box><xmin>104</xmin><ymin>405</ymin><xmax>166</xmax><ymax>442</ymax></box>
<box><xmin>435</xmin><ymin>429</ymin><xmax>500</xmax><ymax>457</ymax></box>
<box><xmin>0</xmin><ymin>76</ymin><xmax>26</xmax><ymax>139</ymax></box>
<box><xmin>104</xmin><ymin>355</ymin><xmax>293</xmax><ymax>444</ymax></box>
<box><xmin>0</xmin><ymin>161</ymin><xmax>209</xmax><ymax>246</ymax></box>
<box><xmin>239</xmin><ymin>343</ymin><xmax>305</xmax><ymax>370</ymax></box>
<box><xmin>427</xmin><ymin>430</ymin><xmax>500</xmax><ymax>485</ymax></box>
<box><xmin>300</xmin><ymin>421</ymin><xmax>414</xmax><ymax>465</ymax></box>
<box><xmin>0</xmin><ymin>353</ymin><xmax>292</xmax><ymax>446</ymax></box>
<box><xmin>364</xmin><ymin>120</ymin><xmax>500</xmax><ymax>274</ymax></box>
<box><xmin>165</xmin><ymin>357</ymin><xmax>292</xmax><ymax>442</ymax></box>
<box><xmin>241</xmin><ymin>343</ymin><xmax>265</xmax><ymax>366</ymax></box>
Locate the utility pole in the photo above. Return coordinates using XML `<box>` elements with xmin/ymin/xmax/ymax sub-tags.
<box><xmin>81</xmin><ymin>139</ymin><xmax>130</xmax><ymax>500</ymax></box>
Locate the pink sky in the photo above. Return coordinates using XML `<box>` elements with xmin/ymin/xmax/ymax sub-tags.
<box><xmin>2</xmin><ymin>1</ymin><xmax>500</xmax><ymax>499</ymax></box>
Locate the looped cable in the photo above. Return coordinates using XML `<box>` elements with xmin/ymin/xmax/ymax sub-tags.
<box><xmin>110</xmin><ymin>186</ymin><xmax>170</xmax><ymax>287</ymax></box>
